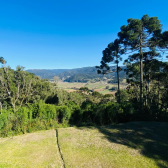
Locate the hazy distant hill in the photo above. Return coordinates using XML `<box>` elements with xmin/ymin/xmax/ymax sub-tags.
<box><xmin>26</xmin><ymin>66</ymin><xmax>127</xmax><ymax>82</ymax></box>
<box><xmin>26</xmin><ymin>69</ymin><xmax>71</xmax><ymax>79</ymax></box>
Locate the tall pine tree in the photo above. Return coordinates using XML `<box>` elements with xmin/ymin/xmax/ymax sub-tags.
<box><xmin>118</xmin><ymin>14</ymin><xmax>162</xmax><ymax>112</ymax></box>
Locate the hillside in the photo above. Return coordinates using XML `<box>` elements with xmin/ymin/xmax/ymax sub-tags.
<box><xmin>26</xmin><ymin>69</ymin><xmax>71</xmax><ymax>79</ymax></box>
<box><xmin>27</xmin><ymin>66</ymin><xmax>127</xmax><ymax>82</ymax></box>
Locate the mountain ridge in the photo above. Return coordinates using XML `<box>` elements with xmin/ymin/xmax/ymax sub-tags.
<box><xmin>26</xmin><ymin>66</ymin><xmax>127</xmax><ymax>82</ymax></box>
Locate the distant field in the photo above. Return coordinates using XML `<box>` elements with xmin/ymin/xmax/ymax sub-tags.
<box><xmin>57</xmin><ymin>82</ymin><xmax>85</xmax><ymax>89</ymax></box>
<box><xmin>57</xmin><ymin>81</ymin><xmax>127</xmax><ymax>94</ymax></box>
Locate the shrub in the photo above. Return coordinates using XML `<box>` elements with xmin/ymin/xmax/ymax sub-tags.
<box><xmin>95</xmin><ymin>102</ymin><xmax>121</xmax><ymax>125</ymax></box>
<box><xmin>110</xmin><ymin>87</ymin><xmax>117</xmax><ymax>91</ymax></box>
<box><xmin>17</xmin><ymin>107</ymin><xmax>29</xmax><ymax>134</ymax></box>
<box><xmin>44</xmin><ymin>104</ymin><xmax>57</xmax><ymax>120</ymax></box>
<box><xmin>106</xmin><ymin>86</ymin><xmax>110</xmax><ymax>89</ymax></box>
<box><xmin>92</xmin><ymin>91</ymin><xmax>102</xmax><ymax>98</ymax></box>
<box><xmin>0</xmin><ymin>113</ymin><xmax>8</xmax><ymax>130</ymax></box>
<box><xmin>58</xmin><ymin>106</ymin><xmax>71</xmax><ymax>123</ymax></box>
<box><xmin>115</xmin><ymin>89</ymin><xmax>129</xmax><ymax>103</ymax></box>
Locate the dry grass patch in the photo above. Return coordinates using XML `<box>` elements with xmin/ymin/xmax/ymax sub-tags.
<box><xmin>0</xmin><ymin>130</ymin><xmax>63</xmax><ymax>168</ymax></box>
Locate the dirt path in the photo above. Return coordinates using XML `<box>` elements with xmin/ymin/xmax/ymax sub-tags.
<box><xmin>56</xmin><ymin>129</ymin><xmax>66</xmax><ymax>168</ymax></box>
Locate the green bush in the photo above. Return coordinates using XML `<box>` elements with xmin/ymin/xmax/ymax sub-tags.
<box><xmin>58</xmin><ymin>106</ymin><xmax>71</xmax><ymax>123</ymax></box>
<box><xmin>106</xmin><ymin>86</ymin><xmax>110</xmax><ymax>89</ymax></box>
<box><xmin>94</xmin><ymin>102</ymin><xmax>121</xmax><ymax>125</ymax></box>
<box><xmin>0</xmin><ymin>113</ymin><xmax>8</xmax><ymax>130</ymax></box>
<box><xmin>117</xmin><ymin>102</ymin><xmax>134</xmax><ymax>123</ymax></box>
<box><xmin>92</xmin><ymin>91</ymin><xmax>102</xmax><ymax>98</ymax></box>
<box><xmin>44</xmin><ymin>104</ymin><xmax>57</xmax><ymax>120</ymax></box>
<box><xmin>115</xmin><ymin>89</ymin><xmax>129</xmax><ymax>103</ymax></box>
<box><xmin>110</xmin><ymin>87</ymin><xmax>117</xmax><ymax>91</ymax></box>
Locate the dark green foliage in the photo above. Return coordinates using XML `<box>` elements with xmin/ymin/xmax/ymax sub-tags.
<box><xmin>94</xmin><ymin>102</ymin><xmax>120</xmax><ymax>125</ymax></box>
<box><xmin>115</xmin><ymin>89</ymin><xmax>129</xmax><ymax>103</ymax></box>
<box><xmin>117</xmin><ymin>102</ymin><xmax>134</xmax><ymax>123</ymax></box>
<box><xmin>0</xmin><ymin>113</ymin><xmax>8</xmax><ymax>130</ymax></box>
<box><xmin>45</xmin><ymin>94</ymin><xmax>59</xmax><ymax>104</ymax></box>
<box><xmin>110</xmin><ymin>87</ymin><xmax>117</xmax><ymax>91</ymax></box>
<box><xmin>105</xmin><ymin>86</ymin><xmax>110</xmax><ymax>89</ymax></box>
<box><xmin>0</xmin><ymin>57</ymin><xmax>6</xmax><ymax>64</ymax></box>
<box><xmin>79</xmin><ymin>87</ymin><xmax>90</xmax><ymax>93</ymax></box>
<box><xmin>16</xmin><ymin>107</ymin><xmax>29</xmax><ymax>133</ymax></box>
<box><xmin>118</xmin><ymin>14</ymin><xmax>162</xmax><ymax>112</ymax></box>
<box><xmin>69</xmin><ymin>108</ymin><xmax>82</xmax><ymax>125</ymax></box>
<box><xmin>58</xmin><ymin>106</ymin><xmax>71</xmax><ymax>123</ymax></box>
<box><xmin>79</xmin><ymin>100</ymin><xmax>96</xmax><ymax>126</ymax></box>
<box><xmin>92</xmin><ymin>91</ymin><xmax>102</xmax><ymax>98</ymax></box>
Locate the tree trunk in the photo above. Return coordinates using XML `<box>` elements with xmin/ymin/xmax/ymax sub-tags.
<box><xmin>158</xmin><ymin>75</ymin><xmax>160</xmax><ymax>109</ymax></box>
<box><xmin>117</xmin><ymin>61</ymin><xmax>120</xmax><ymax>104</ymax></box>
<box><xmin>148</xmin><ymin>71</ymin><xmax>151</xmax><ymax>110</ymax></box>
<box><xmin>144</xmin><ymin>56</ymin><xmax>148</xmax><ymax>107</ymax></box>
<box><xmin>0</xmin><ymin>102</ymin><xmax>2</xmax><ymax>114</ymax></box>
<box><xmin>140</xmin><ymin>34</ymin><xmax>143</xmax><ymax>113</ymax></box>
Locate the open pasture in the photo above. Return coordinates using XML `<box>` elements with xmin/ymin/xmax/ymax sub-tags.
<box><xmin>57</xmin><ymin>81</ymin><xmax>127</xmax><ymax>94</ymax></box>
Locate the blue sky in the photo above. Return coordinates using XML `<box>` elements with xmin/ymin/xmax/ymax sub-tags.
<box><xmin>0</xmin><ymin>0</ymin><xmax>168</xmax><ymax>70</ymax></box>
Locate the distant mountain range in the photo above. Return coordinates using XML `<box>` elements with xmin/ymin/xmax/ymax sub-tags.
<box><xmin>27</xmin><ymin>66</ymin><xmax>127</xmax><ymax>83</ymax></box>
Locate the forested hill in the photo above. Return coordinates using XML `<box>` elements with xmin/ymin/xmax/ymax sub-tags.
<box><xmin>27</xmin><ymin>66</ymin><xmax>127</xmax><ymax>82</ymax></box>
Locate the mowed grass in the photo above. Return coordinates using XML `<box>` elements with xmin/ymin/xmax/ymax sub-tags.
<box><xmin>0</xmin><ymin>130</ymin><xmax>63</xmax><ymax>168</ymax></box>
<box><xmin>58</xmin><ymin>122</ymin><xmax>168</xmax><ymax>168</ymax></box>
<box><xmin>0</xmin><ymin>122</ymin><xmax>168</xmax><ymax>168</ymax></box>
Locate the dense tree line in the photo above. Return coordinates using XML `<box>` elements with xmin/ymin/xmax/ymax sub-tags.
<box><xmin>0</xmin><ymin>14</ymin><xmax>168</xmax><ymax>137</ymax></box>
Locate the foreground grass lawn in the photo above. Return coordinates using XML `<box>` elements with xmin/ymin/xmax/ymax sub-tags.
<box><xmin>58</xmin><ymin>122</ymin><xmax>168</xmax><ymax>168</ymax></box>
<box><xmin>0</xmin><ymin>130</ymin><xmax>63</xmax><ymax>168</ymax></box>
<box><xmin>0</xmin><ymin>122</ymin><xmax>167</xmax><ymax>168</ymax></box>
